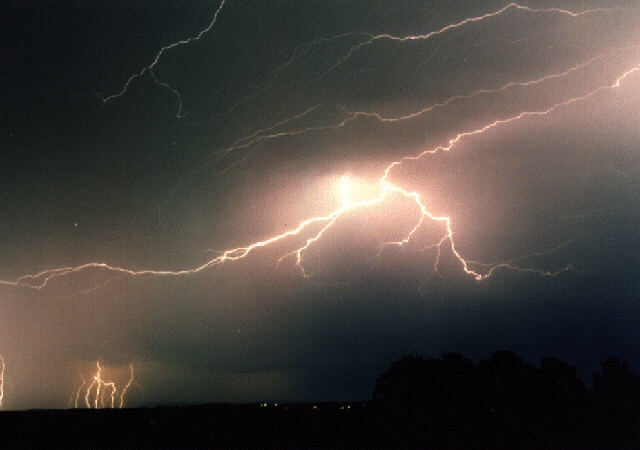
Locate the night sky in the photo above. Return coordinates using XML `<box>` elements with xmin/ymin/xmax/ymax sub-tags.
<box><xmin>1</xmin><ymin>0</ymin><xmax>640</xmax><ymax>409</ymax></box>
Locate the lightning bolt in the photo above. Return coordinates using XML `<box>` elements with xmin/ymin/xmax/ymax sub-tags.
<box><xmin>0</xmin><ymin>355</ymin><xmax>5</xmax><ymax>408</ymax></box>
<box><xmin>2</xmin><ymin>60</ymin><xmax>639</xmax><ymax>290</ymax></box>
<box><xmin>252</xmin><ymin>60</ymin><xmax>640</xmax><ymax>281</ymax></box>
<box><xmin>94</xmin><ymin>0</ymin><xmax>633</xmax><ymax>197</ymax></box>
<box><xmin>187</xmin><ymin>3</ymin><xmax>555</xmax><ymax>138</ymax></box>
<box><xmin>118</xmin><ymin>364</ymin><xmax>136</xmax><ymax>409</ymax></box>
<box><xmin>76</xmin><ymin>361</ymin><xmax>139</xmax><ymax>409</ymax></box>
<box><xmin>73</xmin><ymin>375</ymin><xmax>86</xmax><ymax>409</ymax></box>
<box><xmin>208</xmin><ymin>45</ymin><xmax>628</xmax><ymax>176</ymax></box>
<box><xmin>191</xmin><ymin>31</ymin><xmax>373</xmax><ymax>126</ymax></box>
<box><xmin>97</xmin><ymin>1</ymin><xmax>625</xmax><ymax>118</ymax></box>
<box><xmin>312</xmin><ymin>2</ymin><xmax>626</xmax><ymax>81</ymax></box>
<box><xmin>99</xmin><ymin>0</ymin><xmax>227</xmax><ymax>118</ymax></box>
<box><xmin>1</xmin><ymin>1</ymin><xmax>638</xmax><ymax>294</ymax></box>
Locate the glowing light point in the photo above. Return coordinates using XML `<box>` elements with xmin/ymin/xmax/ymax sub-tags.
<box><xmin>339</xmin><ymin>176</ymin><xmax>353</xmax><ymax>206</ymax></box>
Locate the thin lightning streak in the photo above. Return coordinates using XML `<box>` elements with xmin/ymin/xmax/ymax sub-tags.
<box><xmin>208</xmin><ymin>47</ymin><xmax>624</xmax><ymax>174</ymax></box>
<box><xmin>118</xmin><ymin>364</ymin><xmax>135</xmax><ymax>409</ymax></box>
<box><xmin>155</xmin><ymin>104</ymin><xmax>330</xmax><ymax>211</ymax></box>
<box><xmin>149</xmin><ymin>69</ymin><xmax>184</xmax><ymax>117</ymax></box>
<box><xmin>77</xmin><ymin>362</ymin><xmax>138</xmax><ymax>409</ymax></box>
<box><xmin>466</xmin><ymin>239</ymin><xmax>579</xmax><ymax>269</ymax></box>
<box><xmin>209</xmin><ymin>104</ymin><xmax>328</xmax><ymax>166</ymax></box>
<box><xmin>0</xmin><ymin>355</ymin><xmax>4</xmax><ymax>408</ymax></box>
<box><xmin>313</xmin><ymin>2</ymin><xmax>625</xmax><ymax>81</ymax></box>
<box><xmin>91</xmin><ymin>362</ymin><xmax>102</xmax><ymax>408</ymax></box>
<box><xmin>74</xmin><ymin>376</ymin><xmax>86</xmax><ymax>409</ymax></box>
<box><xmin>100</xmin><ymin>0</ymin><xmax>227</xmax><ymax>117</ymax></box>
<box><xmin>186</xmin><ymin>0</ymin><xmax>612</xmax><ymax>141</ymax></box>
<box><xmin>278</xmin><ymin>31</ymin><xmax>374</xmax><ymax>74</ymax></box>
<box><xmin>96</xmin><ymin>0</ymin><xmax>627</xmax><ymax>181</ymax></box>
<box><xmin>189</xmin><ymin>17</ymin><xmax>550</xmax><ymax>154</ymax></box>
<box><xmin>96</xmin><ymin>1</ymin><xmax>618</xmax><ymax>119</ymax></box>
<box><xmin>344</xmin><ymin>51</ymin><xmax>614</xmax><ymax>124</ymax></box>
<box><xmin>2</xmin><ymin>62</ymin><xmax>639</xmax><ymax>289</ymax></box>
<box><xmin>461</xmin><ymin>240</ymin><xmax>584</xmax><ymax>280</ymax></box>
<box><xmin>382</xmin><ymin>65</ymin><xmax>640</xmax><ymax>182</ymax></box>
<box><xmin>193</xmin><ymin>31</ymin><xmax>372</xmax><ymax>126</ymax></box>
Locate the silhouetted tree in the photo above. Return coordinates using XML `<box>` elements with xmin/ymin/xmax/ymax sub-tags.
<box><xmin>437</xmin><ymin>352</ymin><xmax>476</xmax><ymax>418</ymax></box>
<box><xmin>476</xmin><ymin>350</ymin><xmax>542</xmax><ymax>421</ymax></box>
<box><xmin>373</xmin><ymin>355</ymin><xmax>428</xmax><ymax>409</ymax></box>
<box><xmin>539</xmin><ymin>357</ymin><xmax>586</xmax><ymax>397</ymax></box>
<box><xmin>373</xmin><ymin>353</ymin><xmax>478</xmax><ymax>445</ymax></box>
<box><xmin>373</xmin><ymin>353</ymin><xmax>476</xmax><ymax>416</ymax></box>
<box><xmin>372</xmin><ymin>351</ymin><xmax>640</xmax><ymax>447</ymax></box>
<box><xmin>593</xmin><ymin>357</ymin><xmax>640</xmax><ymax>406</ymax></box>
<box><xmin>591</xmin><ymin>356</ymin><xmax>640</xmax><ymax>445</ymax></box>
<box><xmin>537</xmin><ymin>357</ymin><xmax>587</xmax><ymax>442</ymax></box>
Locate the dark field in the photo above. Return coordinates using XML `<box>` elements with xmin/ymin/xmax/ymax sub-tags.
<box><xmin>0</xmin><ymin>400</ymin><xmax>638</xmax><ymax>448</ymax></box>
<box><xmin>1</xmin><ymin>403</ymin><xmax>380</xmax><ymax>448</ymax></box>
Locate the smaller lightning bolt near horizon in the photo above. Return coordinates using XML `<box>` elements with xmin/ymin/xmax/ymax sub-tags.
<box><xmin>73</xmin><ymin>375</ymin><xmax>87</xmax><ymax>409</ymax></box>
<box><xmin>76</xmin><ymin>362</ymin><xmax>139</xmax><ymax>409</ymax></box>
<box><xmin>0</xmin><ymin>355</ymin><xmax>5</xmax><ymax>408</ymax></box>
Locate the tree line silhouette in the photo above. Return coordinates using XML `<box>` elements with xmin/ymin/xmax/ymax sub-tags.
<box><xmin>373</xmin><ymin>351</ymin><xmax>640</xmax><ymax>447</ymax></box>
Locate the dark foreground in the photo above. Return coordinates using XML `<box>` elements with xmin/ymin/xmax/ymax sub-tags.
<box><xmin>2</xmin><ymin>351</ymin><xmax>640</xmax><ymax>448</ymax></box>
<box><xmin>0</xmin><ymin>401</ymin><xmax>638</xmax><ymax>448</ymax></box>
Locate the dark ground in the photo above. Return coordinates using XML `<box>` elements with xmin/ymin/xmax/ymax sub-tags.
<box><xmin>0</xmin><ymin>403</ymin><xmax>379</xmax><ymax>449</ymax></box>
<box><xmin>0</xmin><ymin>401</ymin><xmax>637</xmax><ymax>448</ymax></box>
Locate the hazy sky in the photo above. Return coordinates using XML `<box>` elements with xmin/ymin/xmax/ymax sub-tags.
<box><xmin>1</xmin><ymin>0</ymin><xmax>640</xmax><ymax>409</ymax></box>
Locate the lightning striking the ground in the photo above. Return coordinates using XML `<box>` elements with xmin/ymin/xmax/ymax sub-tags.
<box><xmin>73</xmin><ymin>376</ymin><xmax>86</xmax><ymax>409</ymax></box>
<box><xmin>0</xmin><ymin>355</ymin><xmax>5</xmax><ymax>408</ymax></box>
<box><xmin>74</xmin><ymin>362</ymin><xmax>138</xmax><ymax>409</ymax></box>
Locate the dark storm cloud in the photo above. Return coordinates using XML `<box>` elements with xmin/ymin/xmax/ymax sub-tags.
<box><xmin>1</xmin><ymin>0</ymin><xmax>639</xmax><ymax>409</ymax></box>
